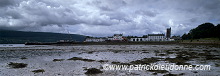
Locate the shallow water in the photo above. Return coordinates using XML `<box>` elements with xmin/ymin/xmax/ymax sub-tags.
<box><xmin>0</xmin><ymin>44</ymin><xmax>25</xmax><ymax>47</ymax></box>
<box><xmin>0</xmin><ymin>44</ymin><xmax>219</xmax><ymax>76</ymax></box>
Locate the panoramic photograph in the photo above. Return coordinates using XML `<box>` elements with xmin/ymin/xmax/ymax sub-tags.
<box><xmin>0</xmin><ymin>0</ymin><xmax>220</xmax><ymax>76</ymax></box>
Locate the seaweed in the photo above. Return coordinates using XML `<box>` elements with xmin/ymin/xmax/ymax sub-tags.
<box><xmin>98</xmin><ymin>60</ymin><xmax>108</xmax><ymax>63</ymax></box>
<box><xmin>87</xmin><ymin>51</ymin><xmax>95</xmax><ymax>54</ymax></box>
<box><xmin>158</xmin><ymin>53</ymin><xmax>167</xmax><ymax>56</ymax></box>
<box><xmin>53</xmin><ymin>59</ymin><xmax>65</xmax><ymax>62</ymax></box>
<box><xmin>8</xmin><ymin>62</ymin><xmax>27</xmax><ymax>68</ymax></box>
<box><xmin>85</xmin><ymin>68</ymin><xmax>103</xmax><ymax>74</ymax></box>
<box><xmin>163</xmin><ymin>73</ymin><xmax>178</xmax><ymax>76</ymax></box>
<box><xmin>111</xmin><ymin>61</ymin><xmax>121</xmax><ymax>64</ymax></box>
<box><xmin>206</xmin><ymin>55</ymin><xmax>220</xmax><ymax>60</ymax></box>
<box><xmin>20</xmin><ymin>57</ymin><xmax>27</xmax><ymax>60</ymax></box>
<box><xmin>32</xmin><ymin>69</ymin><xmax>45</xmax><ymax>73</ymax></box>
<box><xmin>67</xmin><ymin>57</ymin><xmax>95</xmax><ymax>62</ymax></box>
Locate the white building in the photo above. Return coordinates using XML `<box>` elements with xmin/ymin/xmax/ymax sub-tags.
<box><xmin>85</xmin><ymin>38</ymin><xmax>106</xmax><ymax>42</ymax></box>
<box><xmin>130</xmin><ymin>34</ymin><xmax>166</xmax><ymax>42</ymax></box>
<box><xmin>107</xmin><ymin>37</ymin><xmax>113</xmax><ymax>41</ymax></box>
<box><xmin>106</xmin><ymin>34</ymin><xmax>126</xmax><ymax>41</ymax></box>
<box><xmin>148</xmin><ymin>34</ymin><xmax>165</xmax><ymax>41</ymax></box>
<box><xmin>130</xmin><ymin>38</ymin><xmax>148</xmax><ymax>42</ymax></box>
<box><xmin>113</xmin><ymin>34</ymin><xmax>123</xmax><ymax>40</ymax></box>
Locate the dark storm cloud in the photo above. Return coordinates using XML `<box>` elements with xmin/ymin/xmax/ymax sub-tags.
<box><xmin>0</xmin><ymin>0</ymin><xmax>15</xmax><ymax>7</ymax></box>
<box><xmin>0</xmin><ymin>0</ymin><xmax>220</xmax><ymax>36</ymax></box>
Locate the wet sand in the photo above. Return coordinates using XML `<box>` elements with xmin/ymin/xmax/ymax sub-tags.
<box><xmin>0</xmin><ymin>44</ymin><xmax>219</xmax><ymax>76</ymax></box>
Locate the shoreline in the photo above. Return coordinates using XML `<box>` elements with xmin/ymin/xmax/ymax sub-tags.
<box><xmin>24</xmin><ymin>41</ymin><xmax>220</xmax><ymax>46</ymax></box>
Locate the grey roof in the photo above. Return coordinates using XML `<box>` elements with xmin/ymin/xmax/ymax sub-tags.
<box><xmin>148</xmin><ymin>34</ymin><xmax>165</xmax><ymax>36</ymax></box>
<box><xmin>114</xmin><ymin>34</ymin><xmax>123</xmax><ymax>36</ymax></box>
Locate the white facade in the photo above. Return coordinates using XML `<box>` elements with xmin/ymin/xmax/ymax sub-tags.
<box><xmin>113</xmin><ymin>34</ymin><xmax>123</xmax><ymax>40</ymax></box>
<box><xmin>107</xmin><ymin>37</ymin><xmax>113</xmax><ymax>40</ymax></box>
<box><xmin>130</xmin><ymin>34</ymin><xmax>166</xmax><ymax>42</ymax></box>
<box><xmin>85</xmin><ymin>38</ymin><xmax>106</xmax><ymax>42</ymax></box>
<box><xmin>130</xmin><ymin>38</ymin><xmax>148</xmax><ymax>42</ymax></box>
<box><xmin>148</xmin><ymin>34</ymin><xmax>165</xmax><ymax>41</ymax></box>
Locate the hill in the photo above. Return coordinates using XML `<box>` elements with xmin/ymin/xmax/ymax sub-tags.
<box><xmin>0</xmin><ymin>30</ymin><xmax>86</xmax><ymax>44</ymax></box>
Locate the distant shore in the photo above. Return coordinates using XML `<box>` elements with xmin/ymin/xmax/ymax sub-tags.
<box><xmin>24</xmin><ymin>41</ymin><xmax>220</xmax><ymax>46</ymax></box>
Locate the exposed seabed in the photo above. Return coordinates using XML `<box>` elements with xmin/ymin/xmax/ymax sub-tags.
<box><xmin>0</xmin><ymin>44</ymin><xmax>219</xmax><ymax>76</ymax></box>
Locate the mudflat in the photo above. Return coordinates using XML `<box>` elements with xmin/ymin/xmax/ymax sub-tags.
<box><xmin>0</xmin><ymin>44</ymin><xmax>219</xmax><ymax>76</ymax></box>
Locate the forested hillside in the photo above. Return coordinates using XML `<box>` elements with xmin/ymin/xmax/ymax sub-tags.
<box><xmin>182</xmin><ymin>23</ymin><xmax>220</xmax><ymax>40</ymax></box>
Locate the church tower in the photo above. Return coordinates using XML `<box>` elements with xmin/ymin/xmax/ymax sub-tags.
<box><xmin>166</xmin><ymin>27</ymin><xmax>171</xmax><ymax>38</ymax></box>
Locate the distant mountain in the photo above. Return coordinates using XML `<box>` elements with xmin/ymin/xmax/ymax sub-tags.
<box><xmin>0</xmin><ymin>30</ymin><xmax>86</xmax><ymax>44</ymax></box>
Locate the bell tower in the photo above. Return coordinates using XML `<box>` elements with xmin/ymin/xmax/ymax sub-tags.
<box><xmin>166</xmin><ymin>27</ymin><xmax>171</xmax><ymax>38</ymax></box>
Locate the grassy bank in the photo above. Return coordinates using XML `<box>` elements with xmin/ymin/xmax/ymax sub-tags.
<box><xmin>179</xmin><ymin>38</ymin><xmax>220</xmax><ymax>44</ymax></box>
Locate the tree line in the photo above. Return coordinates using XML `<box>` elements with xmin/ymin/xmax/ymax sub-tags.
<box><xmin>182</xmin><ymin>23</ymin><xmax>220</xmax><ymax>40</ymax></box>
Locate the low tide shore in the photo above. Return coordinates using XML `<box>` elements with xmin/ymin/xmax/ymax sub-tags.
<box><xmin>0</xmin><ymin>44</ymin><xmax>219</xmax><ymax>76</ymax></box>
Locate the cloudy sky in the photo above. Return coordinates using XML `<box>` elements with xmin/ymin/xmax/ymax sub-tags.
<box><xmin>0</xmin><ymin>0</ymin><xmax>220</xmax><ymax>37</ymax></box>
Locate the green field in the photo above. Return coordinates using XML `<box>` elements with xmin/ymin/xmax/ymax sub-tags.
<box><xmin>180</xmin><ymin>38</ymin><xmax>220</xmax><ymax>43</ymax></box>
